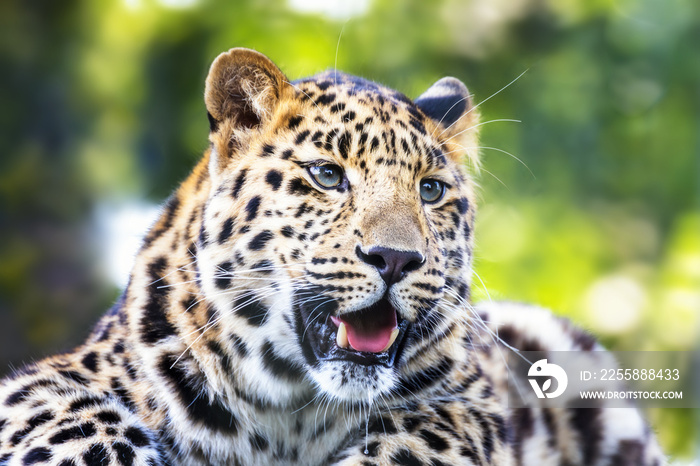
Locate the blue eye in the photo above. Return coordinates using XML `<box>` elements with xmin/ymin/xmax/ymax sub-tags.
<box><xmin>419</xmin><ymin>179</ymin><xmax>445</xmax><ymax>203</ymax></box>
<box><xmin>309</xmin><ymin>165</ymin><xmax>343</xmax><ymax>188</ymax></box>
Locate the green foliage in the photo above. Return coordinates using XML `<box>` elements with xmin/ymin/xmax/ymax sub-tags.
<box><xmin>0</xmin><ymin>0</ymin><xmax>697</xmax><ymax>458</ymax></box>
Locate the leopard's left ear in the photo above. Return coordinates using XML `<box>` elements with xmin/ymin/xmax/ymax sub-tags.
<box><xmin>415</xmin><ymin>77</ymin><xmax>479</xmax><ymax>165</ymax></box>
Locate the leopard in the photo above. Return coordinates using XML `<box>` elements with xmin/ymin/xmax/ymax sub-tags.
<box><xmin>0</xmin><ymin>48</ymin><xmax>665</xmax><ymax>465</ymax></box>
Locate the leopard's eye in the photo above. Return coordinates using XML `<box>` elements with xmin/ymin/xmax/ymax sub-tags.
<box><xmin>419</xmin><ymin>179</ymin><xmax>445</xmax><ymax>203</ymax></box>
<box><xmin>309</xmin><ymin>164</ymin><xmax>343</xmax><ymax>188</ymax></box>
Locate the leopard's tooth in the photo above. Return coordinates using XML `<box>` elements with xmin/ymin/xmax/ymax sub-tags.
<box><xmin>382</xmin><ymin>328</ymin><xmax>400</xmax><ymax>352</ymax></box>
<box><xmin>336</xmin><ymin>322</ymin><xmax>349</xmax><ymax>349</ymax></box>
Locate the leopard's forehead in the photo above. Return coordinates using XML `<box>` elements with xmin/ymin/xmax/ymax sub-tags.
<box><xmin>294</xmin><ymin>71</ymin><xmax>414</xmax><ymax>104</ymax></box>
<box><xmin>282</xmin><ymin>71</ymin><xmax>452</xmax><ymax>175</ymax></box>
<box><xmin>292</xmin><ymin>71</ymin><xmax>429</xmax><ymax>131</ymax></box>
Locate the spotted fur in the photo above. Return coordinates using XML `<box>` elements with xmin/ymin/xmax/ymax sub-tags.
<box><xmin>0</xmin><ymin>48</ymin><xmax>664</xmax><ymax>465</ymax></box>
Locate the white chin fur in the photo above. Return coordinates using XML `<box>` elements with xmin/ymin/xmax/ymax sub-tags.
<box><xmin>308</xmin><ymin>361</ymin><xmax>397</xmax><ymax>403</ymax></box>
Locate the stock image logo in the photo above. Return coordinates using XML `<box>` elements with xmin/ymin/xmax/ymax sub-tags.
<box><xmin>528</xmin><ymin>359</ymin><xmax>568</xmax><ymax>399</ymax></box>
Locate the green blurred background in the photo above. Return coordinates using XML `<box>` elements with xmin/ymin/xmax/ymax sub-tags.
<box><xmin>0</xmin><ymin>0</ymin><xmax>698</xmax><ymax>460</ymax></box>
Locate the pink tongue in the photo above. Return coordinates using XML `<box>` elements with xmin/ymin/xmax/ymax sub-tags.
<box><xmin>345</xmin><ymin>323</ymin><xmax>394</xmax><ymax>353</ymax></box>
<box><xmin>331</xmin><ymin>309</ymin><xmax>398</xmax><ymax>353</ymax></box>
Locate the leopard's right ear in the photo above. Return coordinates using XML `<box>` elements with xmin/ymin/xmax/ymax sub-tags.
<box><xmin>205</xmin><ymin>48</ymin><xmax>288</xmax><ymax>133</ymax></box>
<box><xmin>204</xmin><ymin>48</ymin><xmax>289</xmax><ymax>173</ymax></box>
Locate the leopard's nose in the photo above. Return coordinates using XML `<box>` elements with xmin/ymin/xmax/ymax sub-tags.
<box><xmin>356</xmin><ymin>246</ymin><xmax>425</xmax><ymax>287</ymax></box>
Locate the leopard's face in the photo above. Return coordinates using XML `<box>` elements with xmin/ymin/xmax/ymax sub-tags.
<box><xmin>197</xmin><ymin>50</ymin><xmax>478</xmax><ymax>406</ymax></box>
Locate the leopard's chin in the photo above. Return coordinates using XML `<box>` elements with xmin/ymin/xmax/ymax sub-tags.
<box><xmin>308</xmin><ymin>360</ymin><xmax>399</xmax><ymax>403</ymax></box>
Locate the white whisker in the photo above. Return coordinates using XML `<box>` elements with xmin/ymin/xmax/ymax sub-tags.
<box><xmin>438</xmin><ymin>68</ymin><xmax>529</xmax><ymax>139</ymax></box>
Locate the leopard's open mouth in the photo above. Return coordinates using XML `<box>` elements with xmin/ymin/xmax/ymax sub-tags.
<box><xmin>296</xmin><ymin>294</ymin><xmax>409</xmax><ymax>367</ymax></box>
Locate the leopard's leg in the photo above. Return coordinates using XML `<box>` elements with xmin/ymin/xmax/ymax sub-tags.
<box><xmin>0</xmin><ymin>373</ymin><xmax>168</xmax><ymax>466</ymax></box>
<box><xmin>475</xmin><ymin>301</ymin><xmax>667</xmax><ymax>466</ymax></box>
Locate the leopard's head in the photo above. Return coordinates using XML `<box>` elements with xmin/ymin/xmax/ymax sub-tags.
<box><xmin>197</xmin><ymin>49</ymin><xmax>479</xmax><ymax>406</ymax></box>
